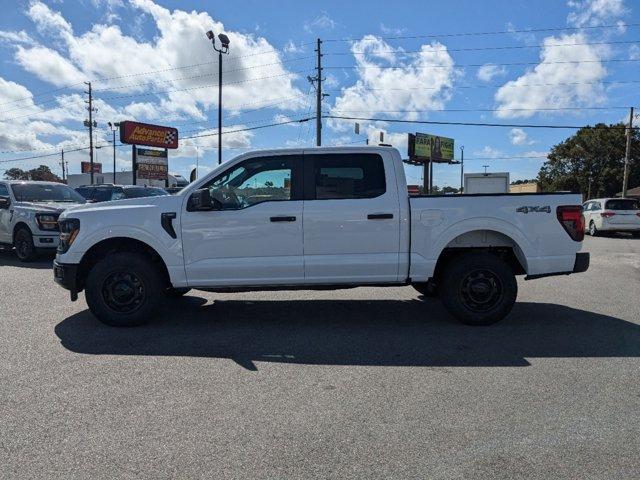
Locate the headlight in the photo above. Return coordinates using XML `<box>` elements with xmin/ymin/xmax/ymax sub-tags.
<box><xmin>35</xmin><ymin>213</ymin><xmax>60</xmax><ymax>231</ymax></box>
<box><xmin>58</xmin><ymin>218</ymin><xmax>80</xmax><ymax>253</ymax></box>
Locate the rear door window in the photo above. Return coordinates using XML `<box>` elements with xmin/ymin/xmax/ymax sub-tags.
<box><xmin>605</xmin><ymin>199</ymin><xmax>639</xmax><ymax>210</ymax></box>
<box><xmin>307</xmin><ymin>154</ymin><xmax>386</xmax><ymax>200</ymax></box>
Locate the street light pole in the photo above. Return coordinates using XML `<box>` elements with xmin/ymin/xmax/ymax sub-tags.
<box><xmin>108</xmin><ymin>122</ymin><xmax>120</xmax><ymax>184</ymax></box>
<box><xmin>460</xmin><ymin>145</ymin><xmax>464</xmax><ymax>193</ymax></box>
<box><xmin>206</xmin><ymin>30</ymin><xmax>230</xmax><ymax>165</ymax></box>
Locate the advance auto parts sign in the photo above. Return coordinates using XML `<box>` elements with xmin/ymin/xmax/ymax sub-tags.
<box><xmin>120</xmin><ymin>121</ymin><xmax>178</xmax><ymax>149</ymax></box>
<box><xmin>137</xmin><ymin>148</ymin><xmax>168</xmax><ymax>180</ymax></box>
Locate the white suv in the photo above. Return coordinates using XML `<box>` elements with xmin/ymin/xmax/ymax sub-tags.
<box><xmin>0</xmin><ymin>180</ymin><xmax>86</xmax><ymax>261</ymax></box>
<box><xmin>582</xmin><ymin>197</ymin><xmax>640</xmax><ymax>237</ymax></box>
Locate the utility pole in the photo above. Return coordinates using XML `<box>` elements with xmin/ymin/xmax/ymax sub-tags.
<box><xmin>460</xmin><ymin>145</ymin><xmax>464</xmax><ymax>193</ymax></box>
<box><xmin>59</xmin><ymin>149</ymin><xmax>65</xmax><ymax>182</ymax></box>
<box><xmin>218</xmin><ymin>47</ymin><xmax>223</xmax><ymax>165</ymax></box>
<box><xmin>622</xmin><ymin>106</ymin><xmax>634</xmax><ymax>198</ymax></box>
<box><xmin>482</xmin><ymin>165</ymin><xmax>490</xmax><ymax>174</ymax></box>
<box><xmin>316</xmin><ymin>38</ymin><xmax>322</xmax><ymax>146</ymax></box>
<box><xmin>84</xmin><ymin>81</ymin><xmax>95</xmax><ymax>185</ymax></box>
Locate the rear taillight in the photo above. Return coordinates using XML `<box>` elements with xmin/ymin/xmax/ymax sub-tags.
<box><xmin>557</xmin><ymin>205</ymin><xmax>584</xmax><ymax>242</ymax></box>
<box><xmin>600</xmin><ymin>211</ymin><xmax>616</xmax><ymax>218</ymax></box>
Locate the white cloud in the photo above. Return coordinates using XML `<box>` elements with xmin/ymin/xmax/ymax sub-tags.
<box><xmin>494</xmin><ymin>33</ymin><xmax>608</xmax><ymax>118</ymax></box>
<box><xmin>10</xmin><ymin>1</ymin><xmax>305</xmax><ymax>120</ymax></box>
<box><xmin>567</xmin><ymin>0</ymin><xmax>627</xmax><ymax>27</ymax></box>
<box><xmin>473</xmin><ymin>146</ymin><xmax>506</xmax><ymax>159</ymax></box>
<box><xmin>329</xmin><ymin>35</ymin><xmax>455</xmax><ymax>131</ymax></box>
<box><xmin>15</xmin><ymin>45</ymin><xmax>85</xmax><ymax>86</ymax></box>
<box><xmin>509</xmin><ymin>128</ymin><xmax>534</xmax><ymax>146</ymax></box>
<box><xmin>379</xmin><ymin>23</ymin><xmax>406</xmax><ymax>36</ymax></box>
<box><xmin>477</xmin><ymin>63</ymin><xmax>508</xmax><ymax>82</ymax></box>
<box><xmin>629</xmin><ymin>44</ymin><xmax>640</xmax><ymax>60</ymax></box>
<box><xmin>304</xmin><ymin>13</ymin><xmax>336</xmax><ymax>33</ymax></box>
<box><xmin>283</xmin><ymin>40</ymin><xmax>304</xmax><ymax>54</ymax></box>
<box><xmin>0</xmin><ymin>30</ymin><xmax>34</xmax><ymax>45</ymax></box>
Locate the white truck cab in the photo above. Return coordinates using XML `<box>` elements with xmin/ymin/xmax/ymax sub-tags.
<box><xmin>0</xmin><ymin>180</ymin><xmax>86</xmax><ymax>261</ymax></box>
<box><xmin>54</xmin><ymin>147</ymin><xmax>589</xmax><ymax>327</ymax></box>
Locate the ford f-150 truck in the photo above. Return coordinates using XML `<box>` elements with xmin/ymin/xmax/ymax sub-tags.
<box><xmin>0</xmin><ymin>180</ymin><xmax>86</xmax><ymax>261</ymax></box>
<box><xmin>53</xmin><ymin>147</ymin><xmax>589</xmax><ymax>327</ymax></box>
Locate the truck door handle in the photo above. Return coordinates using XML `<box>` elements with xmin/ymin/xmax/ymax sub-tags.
<box><xmin>367</xmin><ymin>213</ymin><xmax>394</xmax><ymax>220</ymax></box>
<box><xmin>270</xmin><ymin>216</ymin><xmax>296</xmax><ymax>222</ymax></box>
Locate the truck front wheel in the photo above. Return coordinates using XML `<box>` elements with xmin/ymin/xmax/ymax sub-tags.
<box><xmin>439</xmin><ymin>252</ymin><xmax>517</xmax><ymax>326</ymax></box>
<box><xmin>85</xmin><ymin>252</ymin><xmax>163</xmax><ymax>327</ymax></box>
<box><xmin>14</xmin><ymin>227</ymin><xmax>37</xmax><ymax>262</ymax></box>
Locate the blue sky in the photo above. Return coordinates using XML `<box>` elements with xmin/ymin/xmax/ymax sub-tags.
<box><xmin>0</xmin><ymin>0</ymin><xmax>638</xmax><ymax>187</ymax></box>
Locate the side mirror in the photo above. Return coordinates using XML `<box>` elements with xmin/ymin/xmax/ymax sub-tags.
<box><xmin>188</xmin><ymin>188</ymin><xmax>220</xmax><ymax>211</ymax></box>
<box><xmin>0</xmin><ymin>196</ymin><xmax>10</xmax><ymax>209</ymax></box>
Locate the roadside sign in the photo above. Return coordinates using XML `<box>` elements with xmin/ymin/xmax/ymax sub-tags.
<box><xmin>136</xmin><ymin>148</ymin><xmax>168</xmax><ymax>180</ymax></box>
<box><xmin>408</xmin><ymin>133</ymin><xmax>455</xmax><ymax>163</ymax></box>
<box><xmin>81</xmin><ymin>162</ymin><xmax>102</xmax><ymax>174</ymax></box>
<box><xmin>119</xmin><ymin>121</ymin><xmax>178</xmax><ymax>149</ymax></box>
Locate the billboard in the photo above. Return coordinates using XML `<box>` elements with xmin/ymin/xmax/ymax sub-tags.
<box><xmin>120</xmin><ymin>121</ymin><xmax>178</xmax><ymax>149</ymax></box>
<box><xmin>81</xmin><ymin>161</ymin><xmax>102</xmax><ymax>174</ymax></box>
<box><xmin>408</xmin><ymin>133</ymin><xmax>454</xmax><ymax>163</ymax></box>
<box><xmin>136</xmin><ymin>148</ymin><xmax>168</xmax><ymax>180</ymax></box>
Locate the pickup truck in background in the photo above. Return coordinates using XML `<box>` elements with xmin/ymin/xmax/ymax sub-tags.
<box><xmin>53</xmin><ymin>147</ymin><xmax>589</xmax><ymax>327</ymax></box>
<box><xmin>0</xmin><ymin>180</ymin><xmax>86</xmax><ymax>261</ymax></box>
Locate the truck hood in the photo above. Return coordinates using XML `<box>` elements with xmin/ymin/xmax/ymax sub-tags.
<box><xmin>60</xmin><ymin>194</ymin><xmax>182</xmax><ymax>220</ymax></box>
<box><xmin>14</xmin><ymin>201</ymin><xmax>84</xmax><ymax>214</ymax></box>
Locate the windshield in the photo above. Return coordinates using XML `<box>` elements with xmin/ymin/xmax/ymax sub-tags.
<box><xmin>605</xmin><ymin>199</ymin><xmax>639</xmax><ymax>210</ymax></box>
<box><xmin>123</xmin><ymin>187</ymin><xmax>168</xmax><ymax>199</ymax></box>
<box><xmin>11</xmin><ymin>183</ymin><xmax>86</xmax><ymax>203</ymax></box>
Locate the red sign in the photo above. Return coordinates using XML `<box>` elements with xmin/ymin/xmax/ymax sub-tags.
<box><xmin>81</xmin><ymin>162</ymin><xmax>102</xmax><ymax>173</ymax></box>
<box><xmin>119</xmin><ymin>121</ymin><xmax>178</xmax><ymax>149</ymax></box>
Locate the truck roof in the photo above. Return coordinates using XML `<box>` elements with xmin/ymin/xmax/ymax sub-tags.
<box><xmin>1</xmin><ymin>180</ymin><xmax>68</xmax><ymax>186</ymax></box>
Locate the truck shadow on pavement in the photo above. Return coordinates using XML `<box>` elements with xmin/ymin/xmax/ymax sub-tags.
<box><xmin>0</xmin><ymin>249</ymin><xmax>53</xmax><ymax>269</ymax></box>
<box><xmin>55</xmin><ymin>296</ymin><xmax>640</xmax><ymax>370</ymax></box>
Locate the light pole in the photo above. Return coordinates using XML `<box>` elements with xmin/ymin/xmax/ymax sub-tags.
<box><xmin>460</xmin><ymin>145</ymin><xmax>464</xmax><ymax>193</ymax></box>
<box><xmin>206</xmin><ymin>30</ymin><xmax>230</xmax><ymax>165</ymax></box>
<box><xmin>108</xmin><ymin>122</ymin><xmax>120</xmax><ymax>184</ymax></box>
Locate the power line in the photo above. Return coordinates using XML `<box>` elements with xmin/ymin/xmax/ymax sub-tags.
<box><xmin>96</xmin><ymin>70</ymin><xmax>312</xmax><ymax>102</ymax></box>
<box><xmin>92</xmin><ymin>56</ymin><xmax>315</xmax><ymax>93</ymax></box>
<box><xmin>332</xmin><ymin>39</ymin><xmax>640</xmax><ymax>56</ymax></box>
<box><xmin>0</xmin><ymin>147</ymin><xmax>88</xmax><ymax>164</ymax></box>
<box><xmin>323</xmin><ymin>22</ymin><xmax>640</xmax><ymax>42</ymax></box>
<box><xmin>324</xmin><ymin>58</ymin><xmax>640</xmax><ymax>70</ymax></box>
<box><xmin>325</xmin><ymin>79</ymin><xmax>640</xmax><ymax>93</ymax></box>
<box><xmin>0</xmin><ymin>82</ymin><xmax>85</xmax><ymax>108</ymax></box>
<box><xmin>323</xmin><ymin>114</ymin><xmax>636</xmax><ymax>130</ymax></box>
<box><xmin>332</xmin><ymin>105</ymin><xmax>632</xmax><ymax>114</ymax></box>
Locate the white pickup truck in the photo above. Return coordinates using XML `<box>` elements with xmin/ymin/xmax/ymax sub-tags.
<box><xmin>53</xmin><ymin>147</ymin><xmax>589</xmax><ymax>327</ymax></box>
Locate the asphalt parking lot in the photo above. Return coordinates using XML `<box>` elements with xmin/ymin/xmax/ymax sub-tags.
<box><xmin>1</xmin><ymin>235</ymin><xmax>639</xmax><ymax>480</ymax></box>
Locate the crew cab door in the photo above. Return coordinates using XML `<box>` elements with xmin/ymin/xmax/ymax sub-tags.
<box><xmin>0</xmin><ymin>182</ymin><xmax>12</xmax><ymax>244</ymax></box>
<box><xmin>181</xmin><ymin>153</ymin><xmax>304</xmax><ymax>286</ymax></box>
<box><xmin>302</xmin><ymin>151</ymin><xmax>401</xmax><ymax>283</ymax></box>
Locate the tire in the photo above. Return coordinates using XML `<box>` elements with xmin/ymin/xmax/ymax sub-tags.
<box><xmin>589</xmin><ymin>221</ymin><xmax>599</xmax><ymax>237</ymax></box>
<box><xmin>85</xmin><ymin>252</ymin><xmax>164</xmax><ymax>327</ymax></box>
<box><xmin>439</xmin><ymin>252</ymin><xmax>517</xmax><ymax>326</ymax></box>
<box><xmin>14</xmin><ymin>227</ymin><xmax>37</xmax><ymax>262</ymax></box>
<box><xmin>166</xmin><ymin>287</ymin><xmax>191</xmax><ymax>298</ymax></box>
<box><xmin>412</xmin><ymin>281</ymin><xmax>437</xmax><ymax>297</ymax></box>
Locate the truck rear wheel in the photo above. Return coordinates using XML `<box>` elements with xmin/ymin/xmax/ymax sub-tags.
<box><xmin>85</xmin><ymin>252</ymin><xmax>163</xmax><ymax>327</ymax></box>
<box><xmin>439</xmin><ymin>252</ymin><xmax>517</xmax><ymax>326</ymax></box>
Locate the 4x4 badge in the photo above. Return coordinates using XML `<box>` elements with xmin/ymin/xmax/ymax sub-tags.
<box><xmin>516</xmin><ymin>205</ymin><xmax>551</xmax><ymax>214</ymax></box>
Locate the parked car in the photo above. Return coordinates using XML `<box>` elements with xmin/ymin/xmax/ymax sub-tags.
<box><xmin>165</xmin><ymin>187</ymin><xmax>184</xmax><ymax>195</ymax></box>
<box><xmin>0</xmin><ymin>180</ymin><xmax>86</xmax><ymax>261</ymax></box>
<box><xmin>54</xmin><ymin>147</ymin><xmax>589</xmax><ymax>327</ymax></box>
<box><xmin>582</xmin><ymin>197</ymin><xmax>640</xmax><ymax>237</ymax></box>
<box><xmin>75</xmin><ymin>184</ymin><xmax>168</xmax><ymax>203</ymax></box>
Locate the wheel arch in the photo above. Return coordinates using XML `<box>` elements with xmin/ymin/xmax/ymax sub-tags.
<box><xmin>76</xmin><ymin>237</ymin><xmax>171</xmax><ymax>291</ymax></box>
<box><xmin>432</xmin><ymin>229</ymin><xmax>528</xmax><ymax>283</ymax></box>
<box><xmin>12</xmin><ymin>221</ymin><xmax>32</xmax><ymax>240</ymax></box>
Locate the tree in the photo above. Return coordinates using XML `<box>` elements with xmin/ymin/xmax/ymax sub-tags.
<box><xmin>537</xmin><ymin>123</ymin><xmax>639</xmax><ymax>198</ymax></box>
<box><xmin>3</xmin><ymin>165</ymin><xmax>62</xmax><ymax>182</ymax></box>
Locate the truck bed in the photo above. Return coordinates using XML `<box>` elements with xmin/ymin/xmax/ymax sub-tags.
<box><xmin>407</xmin><ymin>192</ymin><xmax>584</xmax><ymax>281</ymax></box>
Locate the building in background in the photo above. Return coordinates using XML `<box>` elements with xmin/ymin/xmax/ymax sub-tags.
<box><xmin>510</xmin><ymin>182</ymin><xmax>540</xmax><ymax>194</ymax></box>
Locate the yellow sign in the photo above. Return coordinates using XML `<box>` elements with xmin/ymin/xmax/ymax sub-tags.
<box><xmin>414</xmin><ymin>133</ymin><xmax>454</xmax><ymax>162</ymax></box>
